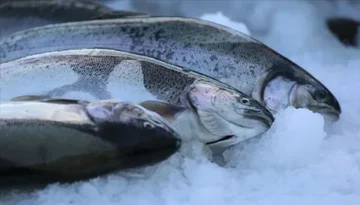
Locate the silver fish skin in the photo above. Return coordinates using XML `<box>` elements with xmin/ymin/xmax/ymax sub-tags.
<box><xmin>0</xmin><ymin>48</ymin><xmax>274</xmax><ymax>150</ymax></box>
<box><xmin>0</xmin><ymin>0</ymin><xmax>147</xmax><ymax>39</ymax></box>
<box><xmin>0</xmin><ymin>98</ymin><xmax>181</xmax><ymax>186</ymax></box>
<box><xmin>0</xmin><ymin>17</ymin><xmax>340</xmax><ymax>121</ymax></box>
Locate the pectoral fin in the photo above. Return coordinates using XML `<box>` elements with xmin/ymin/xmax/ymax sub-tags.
<box><xmin>11</xmin><ymin>95</ymin><xmax>88</xmax><ymax>105</ymax></box>
<box><xmin>11</xmin><ymin>95</ymin><xmax>51</xmax><ymax>102</ymax></box>
<box><xmin>139</xmin><ymin>100</ymin><xmax>186</xmax><ymax>121</ymax></box>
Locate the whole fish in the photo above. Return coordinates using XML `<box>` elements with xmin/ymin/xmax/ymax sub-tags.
<box><xmin>0</xmin><ymin>17</ymin><xmax>341</xmax><ymax>121</ymax></box>
<box><xmin>0</xmin><ymin>48</ymin><xmax>274</xmax><ymax>150</ymax></box>
<box><xmin>0</xmin><ymin>0</ymin><xmax>148</xmax><ymax>39</ymax></box>
<box><xmin>0</xmin><ymin>98</ymin><xmax>181</xmax><ymax>186</ymax></box>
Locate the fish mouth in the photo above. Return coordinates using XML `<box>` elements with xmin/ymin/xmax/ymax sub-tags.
<box><xmin>308</xmin><ymin>105</ymin><xmax>341</xmax><ymax>122</ymax></box>
<box><xmin>206</xmin><ymin>135</ymin><xmax>235</xmax><ymax>145</ymax></box>
<box><xmin>243</xmin><ymin>109</ymin><xmax>275</xmax><ymax>128</ymax></box>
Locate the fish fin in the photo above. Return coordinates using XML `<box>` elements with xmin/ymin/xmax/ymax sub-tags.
<box><xmin>90</xmin><ymin>10</ymin><xmax>150</xmax><ymax>20</ymax></box>
<box><xmin>39</xmin><ymin>98</ymin><xmax>89</xmax><ymax>105</ymax></box>
<box><xmin>11</xmin><ymin>95</ymin><xmax>51</xmax><ymax>102</ymax></box>
<box><xmin>11</xmin><ymin>95</ymin><xmax>88</xmax><ymax>105</ymax></box>
<box><xmin>139</xmin><ymin>100</ymin><xmax>186</xmax><ymax>120</ymax></box>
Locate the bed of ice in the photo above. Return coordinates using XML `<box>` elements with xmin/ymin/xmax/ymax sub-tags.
<box><xmin>1</xmin><ymin>0</ymin><xmax>360</xmax><ymax>204</ymax></box>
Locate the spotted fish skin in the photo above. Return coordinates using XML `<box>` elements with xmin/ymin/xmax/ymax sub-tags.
<box><xmin>0</xmin><ymin>49</ymin><xmax>200</xmax><ymax>106</ymax></box>
<box><xmin>0</xmin><ymin>17</ymin><xmax>341</xmax><ymax>120</ymax></box>
<box><xmin>0</xmin><ymin>0</ymin><xmax>147</xmax><ymax>39</ymax></box>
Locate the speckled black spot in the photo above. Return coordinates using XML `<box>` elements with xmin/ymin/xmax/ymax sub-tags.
<box><xmin>140</xmin><ymin>61</ymin><xmax>195</xmax><ymax>104</ymax></box>
<box><xmin>183</xmin><ymin>43</ymin><xmax>191</xmax><ymax>48</ymax></box>
<box><xmin>154</xmin><ymin>29</ymin><xmax>164</xmax><ymax>41</ymax></box>
<box><xmin>210</xmin><ymin>55</ymin><xmax>218</xmax><ymax>61</ymax></box>
<box><xmin>165</xmin><ymin>51</ymin><xmax>175</xmax><ymax>60</ymax></box>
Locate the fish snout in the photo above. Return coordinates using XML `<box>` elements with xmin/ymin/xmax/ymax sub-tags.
<box><xmin>290</xmin><ymin>83</ymin><xmax>341</xmax><ymax>122</ymax></box>
<box><xmin>127</xmin><ymin>118</ymin><xmax>182</xmax><ymax>164</ymax></box>
<box><xmin>244</xmin><ymin>107</ymin><xmax>274</xmax><ymax>128</ymax></box>
<box><xmin>324</xmin><ymin>94</ymin><xmax>341</xmax><ymax>121</ymax></box>
<box><xmin>95</xmin><ymin>118</ymin><xmax>182</xmax><ymax>167</ymax></box>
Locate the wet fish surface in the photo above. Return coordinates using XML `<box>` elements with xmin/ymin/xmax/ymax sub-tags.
<box><xmin>0</xmin><ymin>48</ymin><xmax>274</xmax><ymax>151</ymax></box>
<box><xmin>0</xmin><ymin>0</ymin><xmax>147</xmax><ymax>39</ymax></box>
<box><xmin>0</xmin><ymin>17</ymin><xmax>341</xmax><ymax>121</ymax></box>
<box><xmin>0</xmin><ymin>98</ymin><xmax>181</xmax><ymax>186</ymax></box>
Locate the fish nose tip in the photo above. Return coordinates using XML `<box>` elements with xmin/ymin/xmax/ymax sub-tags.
<box><xmin>142</xmin><ymin>128</ymin><xmax>182</xmax><ymax>153</ymax></box>
<box><xmin>162</xmin><ymin>133</ymin><xmax>182</xmax><ymax>153</ymax></box>
<box><xmin>261</xmin><ymin>108</ymin><xmax>275</xmax><ymax>126</ymax></box>
<box><xmin>162</xmin><ymin>124</ymin><xmax>182</xmax><ymax>140</ymax></box>
<box><xmin>245</xmin><ymin>108</ymin><xmax>274</xmax><ymax>128</ymax></box>
<box><xmin>159</xmin><ymin>126</ymin><xmax>182</xmax><ymax>145</ymax></box>
<box><xmin>333</xmin><ymin>98</ymin><xmax>342</xmax><ymax>114</ymax></box>
<box><xmin>325</xmin><ymin>94</ymin><xmax>341</xmax><ymax>120</ymax></box>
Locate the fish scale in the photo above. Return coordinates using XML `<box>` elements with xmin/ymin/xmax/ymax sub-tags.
<box><xmin>140</xmin><ymin>61</ymin><xmax>195</xmax><ymax>105</ymax></box>
<box><xmin>0</xmin><ymin>49</ymin><xmax>196</xmax><ymax>105</ymax></box>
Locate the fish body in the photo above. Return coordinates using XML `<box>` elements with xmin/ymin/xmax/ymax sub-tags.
<box><xmin>0</xmin><ymin>99</ymin><xmax>181</xmax><ymax>186</ymax></box>
<box><xmin>0</xmin><ymin>0</ymin><xmax>147</xmax><ymax>39</ymax></box>
<box><xmin>0</xmin><ymin>48</ymin><xmax>274</xmax><ymax>150</ymax></box>
<box><xmin>0</xmin><ymin>17</ymin><xmax>341</xmax><ymax>121</ymax></box>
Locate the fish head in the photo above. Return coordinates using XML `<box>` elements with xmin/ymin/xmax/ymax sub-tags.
<box><xmin>276</xmin><ymin>61</ymin><xmax>342</xmax><ymax>122</ymax></box>
<box><xmin>183</xmin><ymin>80</ymin><xmax>274</xmax><ymax>148</ymax></box>
<box><xmin>85</xmin><ymin>100</ymin><xmax>181</xmax><ymax>164</ymax></box>
<box><xmin>259</xmin><ymin>46</ymin><xmax>341</xmax><ymax>122</ymax></box>
<box><xmin>289</xmin><ymin>82</ymin><xmax>341</xmax><ymax>122</ymax></box>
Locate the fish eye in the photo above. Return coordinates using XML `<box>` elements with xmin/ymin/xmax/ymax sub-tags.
<box><xmin>143</xmin><ymin>122</ymin><xmax>155</xmax><ymax>129</ymax></box>
<box><xmin>314</xmin><ymin>90</ymin><xmax>327</xmax><ymax>101</ymax></box>
<box><xmin>240</xmin><ymin>98</ymin><xmax>250</xmax><ymax>105</ymax></box>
